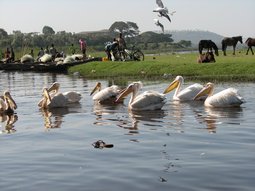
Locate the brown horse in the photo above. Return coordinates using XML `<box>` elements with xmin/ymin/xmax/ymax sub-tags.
<box><xmin>197</xmin><ymin>52</ymin><xmax>216</xmax><ymax>63</ymax></box>
<box><xmin>245</xmin><ymin>38</ymin><xmax>255</xmax><ymax>55</ymax></box>
<box><xmin>198</xmin><ymin>40</ymin><xmax>219</xmax><ymax>56</ymax></box>
<box><xmin>221</xmin><ymin>36</ymin><xmax>243</xmax><ymax>56</ymax></box>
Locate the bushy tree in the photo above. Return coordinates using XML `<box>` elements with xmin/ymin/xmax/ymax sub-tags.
<box><xmin>42</xmin><ymin>26</ymin><xmax>55</xmax><ymax>35</ymax></box>
<box><xmin>109</xmin><ymin>21</ymin><xmax>140</xmax><ymax>37</ymax></box>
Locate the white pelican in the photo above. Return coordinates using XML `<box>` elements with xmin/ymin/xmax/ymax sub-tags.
<box><xmin>115</xmin><ymin>81</ymin><xmax>166</xmax><ymax>111</ymax></box>
<box><xmin>153</xmin><ymin>0</ymin><xmax>171</xmax><ymax>22</ymax></box>
<box><xmin>163</xmin><ymin>76</ymin><xmax>204</xmax><ymax>101</ymax></box>
<box><xmin>194</xmin><ymin>82</ymin><xmax>244</xmax><ymax>107</ymax></box>
<box><xmin>0</xmin><ymin>91</ymin><xmax>17</xmax><ymax>114</ymax></box>
<box><xmin>47</xmin><ymin>82</ymin><xmax>82</xmax><ymax>103</ymax></box>
<box><xmin>90</xmin><ymin>82</ymin><xmax>124</xmax><ymax>104</ymax></box>
<box><xmin>38</xmin><ymin>88</ymin><xmax>68</xmax><ymax>109</ymax></box>
<box><xmin>154</xmin><ymin>19</ymin><xmax>164</xmax><ymax>33</ymax></box>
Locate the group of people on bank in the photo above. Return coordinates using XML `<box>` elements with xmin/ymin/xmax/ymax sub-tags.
<box><xmin>104</xmin><ymin>33</ymin><xmax>126</xmax><ymax>61</ymax></box>
<box><xmin>0</xmin><ymin>39</ymin><xmax>87</xmax><ymax>63</ymax></box>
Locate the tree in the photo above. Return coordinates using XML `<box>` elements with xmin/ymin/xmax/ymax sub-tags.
<box><xmin>0</xmin><ymin>28</ymin><xmax>8</xmax><ymax>39</ymax></box>
<box><xmin>109</xmin><ymin>21</ymin><xmax>140</xmax><ymax>38</ymax></box>
<box><xmin>178</xmin><ymin>40</ymin><xmax>192</xmax><ymax>48</ymax></box>
<box><xmin>42</xmin><ymin>26</ymin><xmax>55</xmax><ymax>35</ymax></box>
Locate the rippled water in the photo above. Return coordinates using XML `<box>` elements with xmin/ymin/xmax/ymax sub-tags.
<box><xmin>0</xmin><ymin>71</ymin><xmax>255</xmax><ymax>191</ymax></box>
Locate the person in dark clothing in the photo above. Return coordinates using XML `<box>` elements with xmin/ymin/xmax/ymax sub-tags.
<box><xmin>10</xmin><ymin>47</ymin><xmax>15</xmax><ymax>62</ymax></box>
<box><xmin>105</xmin><ymin>38</ymin><xmax>119</xmax><ymax>61</ymax></box>
<box><xmin>4</xmin><ymin>48</ymin><xmax>11</xmax><ymax>63</ymax></box>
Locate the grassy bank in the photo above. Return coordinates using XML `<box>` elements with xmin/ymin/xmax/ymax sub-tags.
<box><xmin>68</xmin><ymin>51</ymin><xmax>255</xmax><ymax>81</ymax></box>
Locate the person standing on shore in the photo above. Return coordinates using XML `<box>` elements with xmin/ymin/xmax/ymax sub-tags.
<box><xmin>79</xmin><ymin>39</ymin><xmax>87</xmax><ymax>59</ymax></box>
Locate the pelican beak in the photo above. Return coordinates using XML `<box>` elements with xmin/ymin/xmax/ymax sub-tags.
<box><xmin>194</xmin><ymin>86</ymin><xmax>211</xmax><ymax>100</ymax></box>
<box><xmin>115</xmin><ymin>86</ymin><xmax>133</xmax><ymax>103</ymax></box>
<box><xmin>163</xmin><ymin>80</ymin><xmax>179</xmax><ymax>94</ymax></box>
<box><xmin>4</xmin><ymin>91</ymin><xmax>17</xmax><ymax>110</ymax></box>
<box><xmin>43</xmin><ymin>88</ymin><xmax>52</xmax><ymax>102</ymax></box>
<box><xmin>48</xmin><ymin>82</ymin><xmax>60</xmax><ymax>93</ymax></box>
<box><xmin>90</xmin><ymin>82</ymin><xmax>101</xmax><ymax>96</ymax></box>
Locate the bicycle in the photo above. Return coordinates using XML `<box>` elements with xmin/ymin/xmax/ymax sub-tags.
<box><xmin>117</xmin><ymin>46</ymin><xmax>144</xmax><ymax>61</ymax></box>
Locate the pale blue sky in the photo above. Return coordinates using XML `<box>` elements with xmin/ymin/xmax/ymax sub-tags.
<box><xmin>0</xmin><ymin>0</ymin><xmax>254</xmax><ymax>37</ymax></box>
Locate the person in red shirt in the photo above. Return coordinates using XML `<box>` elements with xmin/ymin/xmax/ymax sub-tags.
<box><xmin>79</xmin><ymin>39</ymin><xmax>87</xmax><ymax>59</ymax></box>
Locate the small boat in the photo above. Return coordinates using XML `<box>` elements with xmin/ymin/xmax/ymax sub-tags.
<box><xmin>0</xmin><ymin>57</ymin><xmax>101</xmax><ymax>73</ymax></box>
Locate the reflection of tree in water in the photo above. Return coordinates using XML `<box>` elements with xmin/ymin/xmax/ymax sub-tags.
<box><xmin>0</xmin><ymin>114</ymin><xmax>18</xmax><ymax>134</ymax></box>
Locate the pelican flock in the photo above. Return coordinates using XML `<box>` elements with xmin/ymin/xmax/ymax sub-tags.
<box><xmin>163</xmin><ymin>76</ymin><xmax>204</xmax><ymax>101</ymax></box>
<box><xmin>90</xmin><ymin>82</ymin><xmax>124</xmax><ymax>104</ymax></box>
<box><xmin>115</xmin><ymin>81</ymin><xmax>166</xmax><ymax>111</ymax></box>
<box><xmin>194</xmin><ymin>82</ymin><xmax>244</xmax><ymax>107</ymax></box>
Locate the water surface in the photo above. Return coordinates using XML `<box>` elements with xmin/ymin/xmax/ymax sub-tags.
<box><xmin>0</xmin><ymin>71</ymin><xmax>254</xmax><ymax>191</ymax></box>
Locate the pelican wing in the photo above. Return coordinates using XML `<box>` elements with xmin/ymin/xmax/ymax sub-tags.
<box><xmin>156</xmin><ymin>0</ymin><xmax>164</xmax><ymax>8</ymax></box>
<box><xmin>206</xmin><ymin>88</ymin><xmax>244</xmax><ymax>107</ymax></box>
<box><xmin>177</xmin><ymin>83</ymin><xmax>203</xmax><ymax>101</ymax></box>
<box><xmin>48</xmin><ymin>93</ymin><xmax>68</xmax><ymax>108</ymax></box>
<box><xmin>63</xmin><ymin>91</ymin><xmax>82</xmax><ymax>103</ymax></box>
<box><xmin>131</xmin><ymin>91</ymin><xmax>166</xmax><ymax>110</ymax></box>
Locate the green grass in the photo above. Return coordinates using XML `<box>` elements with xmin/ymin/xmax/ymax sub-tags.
<box><xmin>68</xmin><ymin>51</ymin><xmax>255</xmax><ymax>81</ymax></box>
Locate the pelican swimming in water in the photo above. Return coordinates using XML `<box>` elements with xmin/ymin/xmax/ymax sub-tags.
<box><xmin>47</xmin><ymin>82</ymin><xmax>82</xmax><ymax>103</ymax></box>
<box><xmin>115</xmin><ymin>81</ymin><xmax>166</xmax><ymax>111</ymax></box>
<box><xmin>90</xmin><ymin>82</ymin><xmax>123</xmax><ymax>104</ymax></box>
<box><xmin>0</xmin><ymin>91</ymin><xmax>17</xmax><ymax>114</ymax></box>
<box><xmin>163</xmin><ymin>76</ymin><xmax>204</xmax><ymax>101</ymax></box>
<box><xmin>153</xmin><ymin>0</ymin><xmax>171</xmax><ymax>22</ymax></box>
<box><xmin>38</xmin><ymin>87</ymin><xmax>68</xmax><ymax>109</ymax></box>
<box><xmin>194</xmin><ymin>82</ymin><xmax>245</xmax><ymax>107</ymax></box>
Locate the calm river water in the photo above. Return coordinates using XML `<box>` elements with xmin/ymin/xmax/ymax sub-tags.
<box><xmin>0</xmin><ymin>71</ymin><xmax>255</xmax><ymax>191</ymax></box>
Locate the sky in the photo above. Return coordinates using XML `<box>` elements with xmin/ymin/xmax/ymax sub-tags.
<box><xmin>0</xmin><ymin>0</ymin><xmax>254</xmax><ymax>38</ymax></box>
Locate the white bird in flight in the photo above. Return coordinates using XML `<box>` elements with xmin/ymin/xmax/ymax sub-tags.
<box><xmin>154</xmin><ymin>19</ymin><xmax>164</xmax><ymax>33</ymax></box>
<box><xmin>153</xmin><ymin>0</ymin><xmax>172</xmax><ymax>23</ymax></box>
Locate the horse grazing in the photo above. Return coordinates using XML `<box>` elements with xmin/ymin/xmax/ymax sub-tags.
<box><xmin>221</xmin><ymin>36</ymin><xmax>243</xmax><ymax>56</ymax></box>
<box><xmin>197</xmin><ymin>52</ymin><xmax>216</xmax><ymax>63</ymax></box>
<box><xmin>245</xmin><ymin>38</ymin><xmax>255</xmax><ymax>55</ymax></box>
<box><xmin>198</xmin><ymin>40</ymin><xmax>219</xmax><ymax>56</ymax></box>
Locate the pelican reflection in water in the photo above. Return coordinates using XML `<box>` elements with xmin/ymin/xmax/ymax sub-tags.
<box><xmin>40</xmin><ymin>107</ymin><xmax>69</xmax><ymax>130</ymax></box>
<box><xmin>0</xmin><ymin>114</ymin><xmax>18</xmax><ymax>134</ymax></box>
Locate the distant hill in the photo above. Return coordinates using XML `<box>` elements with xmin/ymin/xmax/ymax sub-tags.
<box><xmin>166</xmin><ymin>30</ymin><xmax>224</xmax><ymax>47</ymax></box>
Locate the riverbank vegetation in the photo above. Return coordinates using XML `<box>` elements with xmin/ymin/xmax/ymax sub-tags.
<box><xmin>69</xmin><ymin>52</ymin><xmax>255</xmax><ymax>82</ymax></box>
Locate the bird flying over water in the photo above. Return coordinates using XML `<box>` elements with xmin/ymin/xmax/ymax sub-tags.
<box><xmin>154</xmin><ymin>19</ymin><xmax>164</xmax><ymax>33</ymax></box>
<box><xmin>153</xmin><ymin>0</ymin><xmax>171</xmax><ymax>22</ymax></box>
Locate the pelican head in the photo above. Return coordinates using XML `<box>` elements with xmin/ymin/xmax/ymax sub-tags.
<box><xmin>48</xmin><ymin>82</ymin><xmax>60</xmax><ymax>94</ymax></box>
<box><xmin>194</xmin><ymin>82</ymin><xmax>214</xmax><ymax>100</ymax></box>
<box><xmin>115</xmin><ymin>81</ymin><xmax>142</xmax><ymax>103</ymax></box>
<box><xmin>90</xmin><ymin>82</ymin><xmax>102</xmax><ymax>96</ymax></box>
<box><xmin>163</xmin><ymin>76</ymin><xmax>184</xmax><ymax>94</ymax></box>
